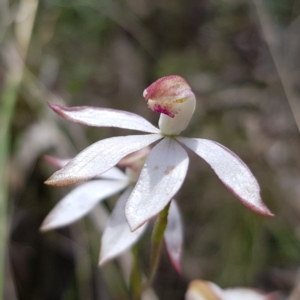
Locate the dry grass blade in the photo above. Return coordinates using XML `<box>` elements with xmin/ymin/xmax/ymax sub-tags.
<box><xmin>252</xmin><ymin>0</ymin><xmax>300</xmax><ymax>131</ymax></box>
<box><xmin>0</xmin><ymin>0</ymin><xmax>38</xmax><ymax>297</ymax></box>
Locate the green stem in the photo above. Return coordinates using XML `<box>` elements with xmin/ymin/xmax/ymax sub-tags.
<box><xmin>144</xmin><ymin>202</ymin><xmax>171</xmax><ymax>291</ymax></box>
<box><xmin>130</xmin><ymin>244</ymin><xmax>142</xmax><ymax>300</ymax></box>
<box><xmin>0</xmin><ymin>83</ymin><xmax>19</xmax><ymax>298</ymax></box>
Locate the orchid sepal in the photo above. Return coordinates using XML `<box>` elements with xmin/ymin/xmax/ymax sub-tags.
<box><xmin>177</xmin><ymin>137</ymin><xmax>273</xmax><ymax>216</ymax></box>
<box><xmin>99</xmin><ymin>186</ymin><xmax>147</xmax><ymax>265</ymax></box>
<box><xmin>48</xmin><ymin>103</ymin><xmax>160</xmax><ymax>133</ymax></box>
<box><xmin>41</xmin><ymin>180</ymin><xmax>128</xmax><ymax>231</ymax></box>
<box><xmin>185</xmin><ymin>280</ymin><xmax>280</xmax><ymax>300</ymax></box>
<box><xmin>45</xmin><ymin>134</ymin><xmax>162</xmax><ymax>186</ymax></box>
<box><xmin>125</xmin><ymin>137</ymin><xmax>189</xmax><ymax>231</ymax></box>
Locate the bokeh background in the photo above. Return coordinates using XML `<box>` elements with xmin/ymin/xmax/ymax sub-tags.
<box><xmin>1</xmin><ymin>0</ymin><xmax>300</xmax><ymax>299</ymax></box>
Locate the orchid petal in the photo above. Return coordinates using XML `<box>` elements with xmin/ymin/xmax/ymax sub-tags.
<box><xmin>177</xmin><ymin>137</ymin><xmax>273</xmax><ymax>216</ymax></box>
<box><xmin>45</xmin><ymin>134</ymin><xmax>162</xmax><ymax>186</ymax></box>
<box><xmin>98</xmin><ymin>167</ymin><xmax>128</xmax><ymax>181</ymax></box>
<box><xmin>99</xmin><ymin>186</ymin><xmax>147</xmax><ymax>265</ymax></box>
<box><xmin>49</xmin><ymin>103</ymin><xmax>160</xmax><ymax>133</ymax></box>
<box><xmin>45</xmin><ymin>156</ymin><xmax>128</xmax><ymax>181</ymax></box>
<box><xmin>41</xmin><ymin>180</ymin><xmax>128</xmax><ymax>231</ymax></box>
<box><xmin>164</xmin><ymin>200</ymin><xmax>183</xmax><ymax>273</ymax></box>
<box><xmin>223</xmin><ymin>288</ymin><xmax>276</xmax><ymax>300</ymax></box>
<box><xmin>126</xmin><ymin>137</ymin><xmax>189</xmax><ymax>231</ymax></box>
<box><xmin>185</xmin><ymin>280</ymin><xmax>277</xmax><ymax>300</ymax></box>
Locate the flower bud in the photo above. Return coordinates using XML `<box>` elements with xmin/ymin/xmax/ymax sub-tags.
<box><xmin>143</xmin><ymin>75</ymin><xmax>196</xmax><ymax>135</ymax></box>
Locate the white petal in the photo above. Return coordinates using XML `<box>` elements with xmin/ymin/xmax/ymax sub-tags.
<box><xmin>164</xmin><ymin>200</ymin><xmax>183</xmax><ymax>273</ymax></box>
<box><xmin>126</xmin><ymin>138</ymin><xmax>189</xmax><ymax>231</ymax></box>
<box><xmin>177</xmin><ymin>137</ymin><xmax>273</xmax><ymax>216</ymax></box>
<box><xmin>45</xmin><ymin>156</ymin><xmax>127</xmax><ymax>181</ymax></box>
<box><xmin>99</xmin><ymin>186</ymin><xmax>147</xmax><ymax>265</ymax></box>
<box><xmin>223</xmin><ymin>288</ymin><xmax>272</xmax><ymax>300</ymax></box>
<box><xmin>97</xmin><ymin>167</ymin><xmax>128</xmax><ymax>181</ymax></box>
<box><xmin>45</xmin><ymin>134</ymin><xmax>162</xmax><ymax>186</ymax></box>
<box><xmin>186</xmin><ymin>280</ymin><xmax>276</xmax><ymax>300</ymax></box>
<box><xmin>41</xmin><ymin>180</ymin><xmax>128</xmax><ymax>231</ymax></box>
<box><xmin>49</xmin><ymin>103</ymin><xmax>160</xmax><ymax>133</ymax></box>
<box><xmin>90</xmin><ymin>205</ymin><xmax>110</xmax><ymax>232</ymax></box>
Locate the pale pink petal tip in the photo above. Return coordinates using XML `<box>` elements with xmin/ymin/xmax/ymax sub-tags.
<box><xmin>48</xmin><ymin>102</ymin><xmax>77</xmax><ymax>120</ymax></box>
<box><xmin>48</xmin><ymin>102</ymin><xmax>62</xmax><ymax>114</ymax></box>
<box><xmin>48</xmin><ymin>102</ymin><xmax>72</xmax><ymax>121</ymax></box>
<box><xmin>224</xmin><ymin>181</ymin><xmax>274</xmax><ymax>217</ymax></box>
<box><xmin>239</xmin><ymin>194</ymin><xmax>274</xmax><ymax>217</ymax></box>
<box><xmin>169</xmin><ymin>256</ymin><xmax>181</xmax><ymax>274</ymax></box>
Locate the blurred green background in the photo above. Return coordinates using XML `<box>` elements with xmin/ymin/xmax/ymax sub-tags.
<box><xmin>1</xmin><ymin>0</ymin><xmax>300</xmax><ymax>299</ymax></box>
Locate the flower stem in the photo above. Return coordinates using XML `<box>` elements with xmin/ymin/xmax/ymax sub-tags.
<box><xmin>0</xmin><ymin>83</ymin><xmax>18</xmax><ymax>298</ymax></box>
<box><xmin>130</xmin><ymin>244</ymin><xmax>142</xmax><ymax>300</ymax></box>
<box><xmin>144</xmin><ymin>202</ymin><xmax>171</xmax><ymax>291</ymax></box>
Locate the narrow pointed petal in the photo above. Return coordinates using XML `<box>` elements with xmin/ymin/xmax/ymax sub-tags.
<box><xmin>126</xmin><ymin>138</ymin><xmax>189</xmax><ymax>231</ymax></box>
<box><xmin>41</xmin><ymin>180</ymin><xmax>128</xmax><ymax>231</ymax></box>
<box><xmin>164</xmin><ymin>200</ymin><xmax>183</xmax><ymax>274</ymax></box>
<box><xmin>49</xmin><ymin>103</ymin><xmax>160</xmax><ymax>133</ymax></box>
<box><xmin>45</xmin><ymin>134</ymin><xmax>162</xmax><ymax>186</ymax></box>
<box><xmin>186</xmin><ymin>280</ymin><xmax>278</xmax><ymax>300</ymax></box>
<box><xmin>177</xmin><ymin>137</ymin><xmax>273</xmax><ymax>216</ymax></box>
<box><xmin>99</xmin><ymin>187</ymin><xmax>147</xmax><ymax>265</ymax></box>
<box><xmin>223</xmin><ymin>288</ymin><xmax>278</xmax><ymax>300</ymax></box>
<box><xmin>98</xmin><ymin>167</ymin><xmax>128</xmax><ymax>181</ymax></box>
<box><xmin>45</xmin><ymin>156</ymin><xmax>128</xmax><ymax>180</ymax></box>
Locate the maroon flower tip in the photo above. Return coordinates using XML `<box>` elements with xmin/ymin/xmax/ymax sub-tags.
<box><xmin>261</xmin><ymin>209</ymin><xmax>275</xmax><ymax>217</ymax></box>
<box><xmin>152</xmin><ymin>104</ymin><xmax>175</xmax><ymax>117</ymax></box>
<box><xmin>243</xmin><ymin>197</ymin><xmax>274</xmax><ymax>217</ymax></box>
<box><xmin>167</xmin><ymin>253</ymin><xmax>182</xmax><ymax>274</ymax></box>
<box><xmin>48</xmin><ymin>102</ymin><xmax>60</xmax><ymax>110</ymax></box>
<box><xmin>243</xmin><ymin>195</ymin><xmax>275</xmax><ymax>217</ymax></box>
<box><xmin>48</xmin><ymin>102</ymin><xmax>70</xmax><ymax>119</ymax></box>
<box><xmin>143</xmin><ymin>75</ymin><xmax>190</xmax><ymax>101</ymax></box>
<box><xmin>48</xmin><ymin>102</ymin><xmax>64</xmax><ymax>116</ymax></box>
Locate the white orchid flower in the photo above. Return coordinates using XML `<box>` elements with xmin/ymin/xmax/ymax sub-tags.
<box><xmin>45</xmin><ymin>75</ymin><xmax>273</xmax><ymax>232</ymax></box>
<box><xmin>185</xmin><ymin>280</ymin><xmax>280</xmax><ymax>300</ymax></box>
<box><xmin>42</xmin><ymin>151</ymin><xmax>183</xmax><ymax>269</ymax></box>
